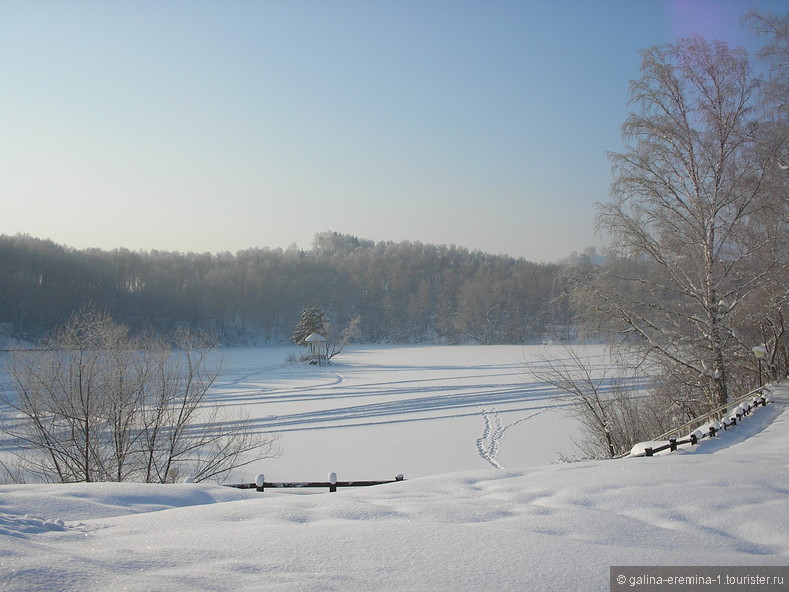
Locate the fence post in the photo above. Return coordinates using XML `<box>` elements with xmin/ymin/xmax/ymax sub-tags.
<box><xmin>669</xmin><ymin>438</ymin><xmax>677</xmax><ymax>452</ymax></box>
<box><xmin>255</xmin><ymin>473</ymin><xmax>265</xmax><ymax>493</ymax></box>
<box><xmin>328</xmin><ymin>472</ymin><xmax>337</xmax><ymax>493</ymax></box>
<box><xmin>645</xmin><ymin>447</ymin><xmax>653</xmax><ymax>457</ymax></box>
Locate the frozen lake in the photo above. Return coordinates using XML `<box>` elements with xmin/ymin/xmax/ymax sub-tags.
<box><xmin>0</xmin><ymin>343</ymin><xmax>612</xmax><ymax>483</ymax></box>
<box><xmin>204</xmin><ymin>344</ymin><xmax>601</xmax><ymax>482</ymax></box>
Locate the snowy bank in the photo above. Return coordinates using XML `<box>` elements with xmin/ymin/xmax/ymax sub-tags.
<box><xmin>1</xmin><ymin>385</ymin><xmax>787</xmax><ymax>591</ymax></box>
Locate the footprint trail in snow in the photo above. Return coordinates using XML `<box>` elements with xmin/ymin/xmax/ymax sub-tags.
<box><xmin>476</xmin><ymin>407</ymin><xmax>544</xmax><ymax>469</ymax></box>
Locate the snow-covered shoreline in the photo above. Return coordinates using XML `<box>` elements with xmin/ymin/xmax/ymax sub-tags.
<box><xmin>1</xmin><ymin>346</ymin><xmax>787</xmax><ymax>591</ymax></box>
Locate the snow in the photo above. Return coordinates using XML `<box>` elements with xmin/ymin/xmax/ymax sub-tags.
<box><xmin>202</xmin><ymin>345</ymin><xmax>586</xmax><ymax>479</ymax></box>
<box><xmin>1</xmin><ymin>345</ymin><xmax>788</xmax><ymax>591</ymax></box>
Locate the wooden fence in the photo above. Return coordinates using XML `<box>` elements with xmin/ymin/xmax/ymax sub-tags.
<box><xmin>228</xmin><ymin>472</ymin><xmax>405</xmax><ymax>493</ymax></box>
<box><xmin>634</xmin><ymin>388</ymin><xmax>771</xmax><ymax>457</ymax></box>
<box><xmin>653</xmin><ymin>387</ymin><xmax>772</xmax><ymax>443</ymax></box>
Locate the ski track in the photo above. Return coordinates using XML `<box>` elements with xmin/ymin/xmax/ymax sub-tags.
<box><xmin>210</xmin><ymin>389</ymin><xmax>571</xmax><ymax>433</ymax></box>
<box><xmin>193</xmin><ymin>350</ymin><xmax>605</xmax><ymax>438</ymax></box>
<box><xmin>206</xmin><ymin>370</ymin><xmax>347</xmax><ymax>404</ymax></box>
<box><xmin>0</xmin><ymin>348</ymin><xmax>609</xmax><ymax>443</ymax></box>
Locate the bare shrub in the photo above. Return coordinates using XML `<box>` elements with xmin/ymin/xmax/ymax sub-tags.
<box><xmin>527</xmin><ymin>346</ymin><xmax>663</xmax><ymax>458</ymax></box>
<box><xmin>1</xmin><ymin>306</ymin><xmax>279</xmax><ymax>483</ymax></box>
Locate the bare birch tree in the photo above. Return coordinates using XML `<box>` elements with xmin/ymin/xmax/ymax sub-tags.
<box><xmin>740</xmin><ymin>11</ymin><xmax>789</xmax><ymax>381</ymax></box>
<box><xmin>594</xmin><ymin>36</ymin><xmax>770</xmax><ymax>409</ymax></box>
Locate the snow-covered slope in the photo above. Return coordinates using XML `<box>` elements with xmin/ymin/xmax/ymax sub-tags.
<box><xmin>1</xmin><ymin>384</ymin><xmax>787</xmax><ymax>591</ymax></box>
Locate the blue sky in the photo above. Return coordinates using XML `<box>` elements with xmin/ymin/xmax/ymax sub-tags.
<box><xmin>2</xmin><ymin>0</ymin><xmax>785</xmax><ymax>262</ymax></box>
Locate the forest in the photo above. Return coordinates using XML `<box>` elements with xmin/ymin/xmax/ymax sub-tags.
<box><xmin>0</xmin><ymin>231</ymin><xmax>581</xmax><ymax>345</ymax></box>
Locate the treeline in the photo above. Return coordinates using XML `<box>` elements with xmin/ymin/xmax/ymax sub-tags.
<box><xmin>0</xmin><ymin>232</ymin><xmax>579</xmax><ymax>345</ymax></box>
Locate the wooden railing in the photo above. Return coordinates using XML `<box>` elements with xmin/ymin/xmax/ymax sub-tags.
<box><xmin>651</xmin><ymin>387</ymin><xmax>772</xmax><ymax>443</ymax></box>
<box><xmin>631</xmin><ymin>388</ymin><xmax>771</xmax><ymax>458</ymax></box>
<box><xmin>228</xmin><ymin>472</ymin><xmax>405</xmax><ymax>493</ymax></box>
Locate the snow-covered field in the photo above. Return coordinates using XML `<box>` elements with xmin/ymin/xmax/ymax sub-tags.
<box><xmin>1</xmin><ymin>345</ymin><xmax>788</xmax><ymax>591</ymax></box>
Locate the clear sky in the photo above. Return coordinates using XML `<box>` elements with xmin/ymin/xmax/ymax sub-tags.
<box><xmin>2</xmin><ymin>0</ymin><xmax>786</xmax><ymax>262</ymax></box>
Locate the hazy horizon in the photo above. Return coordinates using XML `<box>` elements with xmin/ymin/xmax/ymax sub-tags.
<box><xmin>3</xmin><ymin>228</ymin><xmax>602</xmax><ymax>263</ymax></box>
